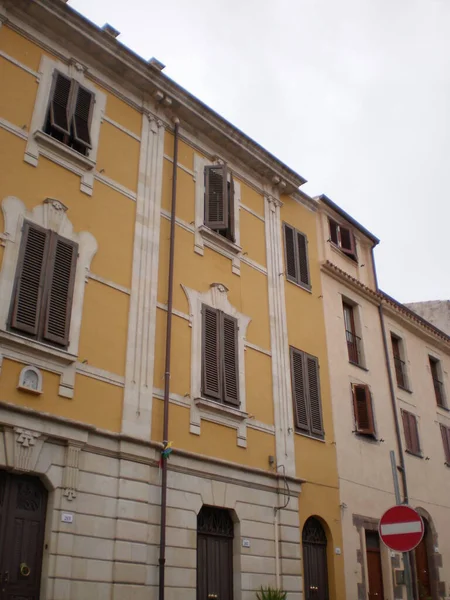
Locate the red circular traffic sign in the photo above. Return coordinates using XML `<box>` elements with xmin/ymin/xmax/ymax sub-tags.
<box><xmin>379</xmin><ymin>505</ymin><xmax>424</xmax><ymax>552</ymax></box>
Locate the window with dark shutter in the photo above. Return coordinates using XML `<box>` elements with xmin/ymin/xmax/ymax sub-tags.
<box><xmin>290</xmin><ymin>347</ymin><xmax>324</xmax><ymax>439</ymax></box>
<box><xmin>9</xmin><ymin>221</ymin><xmax>78</xmax><ymax>348</ymax></box>
<box><xmin>429</xmin><ymin>356</ymin><xmax>446</xmax><ymax>408</ymax></box>
<box><xmin>352</xmin><ymin>384</ymin><xmax>375</xmax><ymax>435</ymax></box>
<box><xmin>201</xmin><ymin>305</ymin><xmax>239</xmax><ymax>406</ymax></box>
<box><xmin>402</xmin><ymin>410</ymin><xmax>421</xmax><ymax>455</ymax></box>
<box><xmin>44</xmin><ymin>71</ymin><xmax>94</xmax><ymax>157</ymax></box>
<box><xmin>440</xmin><ymin>424</ymin><xmax>450</xmax><ymax>464</ymax></box>
<box><xmin>343</xmin><ymin>302</ymin><xmax>362</xmax><ymax>366</ymax></box>
<box><xmin>283</xmin><ymin>223</ymin><xmax>311</xmax><ymax>289</ymax></box>
<box><xmin>204</xmin><ymin>165</ymin><xmax>229</xmax><ymax>230</ymax></box>
<box><xmin>328</xmin><ymin>218</ymin><xmax>357</xmax><ymax>261</ymax></box>
<box><xmin>391</xmin><ymin>334</ymin><xmax>408</xmax><ymax>390</ymax></box>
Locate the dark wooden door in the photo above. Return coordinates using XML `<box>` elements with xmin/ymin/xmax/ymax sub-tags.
<box><xmin>197</xmin><ymin>506</ymin><xmax>233</xmax><ymax>600</ymax></box>
<box><xmin>303</xmin><ymin>517</ymin><xmax>329</xmax><ymax>600</ymax></box>
<box><xmin>366</xmin><ymin>531</ymin><xmax>384</xmax><ymax>600</ymax></box>
<box><xmin>415</xmin><ymin>531</ymin><xmax>431</xmax><ymax>600</ymax></box>
<box><xmin>0</xmin><ymin>472</ymin><xmax>47</xmax><ymax>600</ymax></box>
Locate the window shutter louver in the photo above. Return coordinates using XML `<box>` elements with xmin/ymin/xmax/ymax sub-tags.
<box><xmin>402</xmin><ymin>410</ymin><xmax>414</xmax><ymax>452</ymax></box>
<box><xmin>42</xmin><ymin>235</ymin><xmax>77</xmax><ymax>346</ymax></box>
<box><xmin>204</xmin><ymin>165</ymin><xmax>228</xmax><ymax>230</ymax></box>
<box><xmin>72</xmin><ymin>84</ymin><xmax>93</xmax><ymax>148</ymax></box>
<box><xmin>227</xmin><ymin>172</ymin><xmax>236</xmax><ymax>242</ymax></box>
<box><xmin>290</xmin><ymin>348</ymin><xmax>309</xmax><ymax>431</ymax></box>
<box><xmin>10</xmin><ymin>222</ymin><xmax>50</xmax><ymax>336</ymax></box>
<box><xmin>307</xmin><ymin>355</ymin><xmax>323</xmax><ymax>436</ymax></box>
<box><xmin>222</xmin><ymin>314</ymin><xmax>239</xmax><ymax>406</ymax></box>
<box><xmin>409</xmin><ymin>413</ymin><xmax>420</xmax><ymax>455</ymax></box>
<box><xmin>352</xmin><ymin>384</ymin><xmax>374</xmax><ymax>435</ymax></box>
<box><xmin>49</xmin><ymin>72</ymin><xmax>72</xmax><ymax>135</ymax></box>
<box><xmin>340</xmin><ymin>226</ymin><xmax>357</xmax><ymax>258</ymax></box>
<box><xmin>297</xmin><ymin>231</ymin><xmax>310</xmax><ymax>287</ymax></box>
<box><xmin>202</xmin><ymin>305</ymin><xmax>222</xmax><ymax>400</ymax></box>
<box><xmin>284</xmin><ymin>224</ymin><xmax>298</xmax><ymax>282</ymax></box>
<box><xmin>441</xmin><ymin>425</ymin><xmax>450</xmax><ymax>463</ymax></box>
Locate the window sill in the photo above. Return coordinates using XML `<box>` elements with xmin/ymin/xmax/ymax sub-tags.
<box><xmin>0</xmin><ymin>329</ymin><xmax>77</xmax><ymax>365</ymax></box>
<box><xmin>329</xmin><ymin>242</ymin><xmax>357</xmax><ymax>264</ymax></box>
<box><xmin>349</xmin><ymin>360</ymin><xmax>368</xmax><ymax>372</ymax></box>
<box><xmin>437</xmin><ymin>404</ymin><xmax>450</xmax><ymax>413</ymax></box>
<box><xmin>286</xmin><ymin>277</ymin><xmax>312</xmax><ymax>293</ymax></box>
<box><xmin>194</xmin><ymin>397</ymin><xmax>248</xmax><ymax>421</ymax></box>
<box><xmin>405</xmin><ymin>449</ymin><xmax>423</xmax><ymax>459</ymax></box>
<box><xmin>198</xmin><ymin>225</ymin><xmax>242</xmax><ymax>256</ymax></box>
<box><xmin>354</xmin><ymin>431</ymin><xmax>378</xmax><ymax>442</ymax></box>
<box><xmin>397</xmin><ymin>385</ymin><xmax>413</xmax><ymax>394</ymax></box>
<box><xmin>34</xmin><ymin>130</ymin><xmax>95</xmax><ymax>171</ymax></box>
<box><xmin>294</xmin><ymin>430</ymin><xmax>325</xmax><ymax>442</ymax></box>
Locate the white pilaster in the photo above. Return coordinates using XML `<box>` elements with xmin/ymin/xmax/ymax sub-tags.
<box><xmin>121</xmin><ymin>114</ymin><xmax>165</xmax><ymax>439</ymax></box>
<box><xmin>265</xmin><ymin>195</ymin><xmax>296</xmax><ymax>476</ymax></box>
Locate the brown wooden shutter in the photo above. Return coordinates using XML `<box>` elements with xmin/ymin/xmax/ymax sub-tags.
<box><xmin>10</xmin><ymin>222</ymin><xmax>50</xmax><ymax>336</ymax></box>
<box><xmin>290</xmin><ymin>348</ymin><xmax>309</xmax><ymax>432</ymax></box>
<box><xmin>401</xmin><ymin>410</ymin><xmax>413</xmax><ymax>451</ymax></box>
<box><xmin>340</xmin><ymin>226</ymin><xmax>357</xmax><ymax>258</ymax></box>
<box><xmin>202</xmin><ymin>305</ymin><xmax>222</xmax><ymax>400</ymax></box>
<box><xmin>441</xmin><ymin>425</ymin><xmax>450</xmax><ymax>463</ymax></box>
<box><xmin>329</xmin><ymin>219</ymin><xmax>339</xmax><ymax>245</ymax></box>
<box><xmin>297</xmin><ymin>231</ymin><xmax>310</xmax><ymax>288</ymax></box>
<box><xmin>222</xmin><ymin>313</ymin><xmax>239</xmax><ymax>406</ymax></box>
<box><xmin>284</xmin><ymin>224</ymin><xmax>298</xmax><ymax>282</ymax></box>
<box><xmin>204</xmin><ymin>165</ymin><xmax>228</xmax><ymax>230</ymax></box>
<box><xmin>352</xmin><ymin>384</ymin><xmax>375</xmax><ymax>435</ymax></box>
<box><xmin>42</xmin><ymin>235</ymin><xmax>78</xmax><ymax>346</ymax></box>
<box><xmin>409</xmin><ymin>413</ymin><xmax>420</xmax><ymax>454</ymax></box>
<box><xmin>306</xmin><ymin>355</ymin><xmax>323</xmax><ymax>436</ymax></box>
<box><xmin>72</xmin><ymin>84</ymin><xmax>93</xmax><ymax>149</ymax></box>
<box><xmin>49</xmin><ymin>72</ymin><xmax>72</xmax><ymax>136</ymax></box>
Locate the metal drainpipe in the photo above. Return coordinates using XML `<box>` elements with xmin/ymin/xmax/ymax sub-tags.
<box><xmin>158</xmin><ymin>117</ymin><xmax>179</xmax><ymax>600</ymax></box>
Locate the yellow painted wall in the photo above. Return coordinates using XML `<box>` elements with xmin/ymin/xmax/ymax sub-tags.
<box><xmin>0</xmin><ymin>26</ymin><xmax>57</xmax><ymax>71</ymax></box>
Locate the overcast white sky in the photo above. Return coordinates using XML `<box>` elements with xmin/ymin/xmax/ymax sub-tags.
<box><xmin>70</xmin><ymin>0</ymin><xmax>450</xmax><ymax>303</ymax></box>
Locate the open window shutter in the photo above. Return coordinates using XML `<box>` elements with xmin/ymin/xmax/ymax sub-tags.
<box><xmin>352</xmin><ymin>384</ymin><xmax>374</xmax><ymax>435</ymax></box>
<box><xmin>409</xmin><ymin>413</ymin><xmax>420</xmax><ymax>454</ymax></box>
<box><xmin>10</xmin><ymin>222</ymin><xmax>50</xmax><ymax>336</ymax></box>
<box><xmin>72</xmin><ymin>84</ymin><xmax>93</xmax><ymax>148</ymax></box>
<box><xmin>202</xmin><ymin>305</ymin><xmax>222</xmax><ymax>400</ymax></box>
<box><xmin>402</xmin><ymin>411</ymin><xmax>412</xmax><ymax>451</ymax></box>
<box><xmin>227</xmin><ymin>172</ymin><xmax>236</xmax><ymax>242</ymax></box>
<box><xmin>297</xmin><ymin>232</ymin><xmax>310</xmax><ymax>288</ymax></box>
<box><xmin>290</xmin><ymin>348</ymin><xmax>309</xmax><ymax>432</ymax></box>
<box><xmin>329</xmin><ymin>220</ymin><xmax>339</xmax><ymax>245</ymax></box>
<box><xmin>42</xmin><ymin>235</ymin><xmax>77</xmax><ymax>346</ymax></box>
<box><xmin>340</xmin><ymin>226</ymin><xmax>357</xmax><ymax>258</ymax></box>
<box><xmin>49</xmin><ymin>72</ymin><xmax>72</xmax><ymax>135</ymax></box>
<box><xmin>306</xmin><ymin>355</ymin><xmax>323</xmax><ymax>436</ymax></box>
<box><xmin>284</xmin><ymin>224</ymin><xmax>298</xmax><ymax>282</ymax></box>
<box><xmin>204</xmin><ymin>165</ymin><xmax>228</xmax><ymax>230</ymax></box>
<box><xmin>440</xmin><ymin>425</ymin><xmax>450</xmax><ymax>463</ymax></box>
<box><xmin>222</xmin><ymin>313</ymin><xmax>239</xmax><ymax>406</ymax></box>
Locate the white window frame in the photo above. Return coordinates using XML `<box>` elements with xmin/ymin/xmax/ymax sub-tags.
<box><xmin>193</xmin><ymin>154</ymin><xmax>242</xmax><ymax>275</ymax></box>
<box><xmin>0</xmin><ymin>196</ymin><xmax>97</xmax><ymax>397</ymax></box>
<box><xmin>25</xmin><ymin>55</ymin><xmax>106</xmax><ymax>196</ymax></box>
<box><xmin>182</xmin><ymin>282</ymin><xmax>251</xmax><ymax>447</ymax></box>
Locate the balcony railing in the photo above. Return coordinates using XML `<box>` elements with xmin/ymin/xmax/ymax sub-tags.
<box><xmin>346</xmin><ymin>330</ymin><xmax>362</xmax><ymax>366</ymax></box>
<box><xmin>433</xmin><ymin>377</ymin><xmax>446</xmax><ymax>407</ymax></box>
<box><xmin>394</xmin><ymin>356</ymin><xmax>408</xmax><ymax>389</ymax></box>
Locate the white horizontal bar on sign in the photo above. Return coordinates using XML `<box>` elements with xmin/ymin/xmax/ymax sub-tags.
<box><xmin>380</xmin><ymin>521</ymin><xmax>422</xmax><ymax>536</ymax></box>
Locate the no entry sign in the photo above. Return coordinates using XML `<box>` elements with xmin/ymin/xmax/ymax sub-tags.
<box><xmin>379</xmin><ymin>505</ymin><xmax>424</xmax><ymax>552</ymax></box>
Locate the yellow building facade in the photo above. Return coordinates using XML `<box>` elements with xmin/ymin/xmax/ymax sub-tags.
<box><xmin>0</xmin><ymin>1</ymin><xmax>344</xmax><ymax>599</ymax></box>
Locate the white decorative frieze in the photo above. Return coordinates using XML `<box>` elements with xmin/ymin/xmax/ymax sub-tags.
<box><xmin>2</xmin><ymin>427</ymin><xmax>47</xmax><ymax>472</ymax></box>
<box><xmin>63</xmin><ymin>444</ymin><xmax>82</xmax><ymax>500</ymax></box>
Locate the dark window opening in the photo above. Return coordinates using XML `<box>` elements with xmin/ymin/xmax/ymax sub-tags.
<box><xmin>329</xmin><ymin>218</ymin><xmax>357</xmax><ymax>261</ymax></box>
<box><xmin>204</xmin><ymin>164</ymin><xmax>235</xmax><ymax>242</ymax></box>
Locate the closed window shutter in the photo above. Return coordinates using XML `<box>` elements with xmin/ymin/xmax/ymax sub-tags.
<box><xmin>290</xmin><ymin>348</ymin><xmax>309</xmax><ymax>432</ymax></box>
<box><xmin>440</xmin><ymin>425</ymin><xmax>450</xmax><ymax>463</ymax></box>
<box><xmin>284</xmin><ymin>224</ymin><xmax>298</xmax><ymax>282</ymax></box>
<box><xmin>204</xmin><ymin>165</ymin><xmax>228</xmax><ymax>230</ymax></box>
<box><xmin>49</xmin><ymin>72</ymin><xmax>72</xmax><ymax>135</ymax></box>
<box><xmin>306</xmin><ymin>355</ymin><xmax>323</xmax><ymax>436</ymax></box>
<box><xmin>402</xmin><ymin>410</ymin><xmax>413</xmax><ymax>451</ymax></box>
<box><xmin>409</xmin><ymin>413</ymin><xmax>420</xmax><ymax>454</ymax></box>
<box><xmin>222</xmin><ymin>313</ymin><xmax>239</xmax><ymax>406</ymax></box>
<box><xmin>297</xmin><ymin>231</ymin><xmax>310</xmax><ymax>288</ymax></box>
<box><xmin>10</xmin><ymin>222</ymin><xmax>50</xmax><ymax>336</ymax></box>
<box><xmin>72</xmin><ymin>84</ymin><xmax>93</xmax><ymax>148</ymax></box>
<box><xmin>202</xmin><ymin>305</ymin><xmax>222</xmax><ymax>400</ymax></box>
<box><xmin>227</xmin><ymin>172</ymin><xmax>236</xmax><ymax>242</ymax></box>
<box><xmin>352</xmin><ymin>384</ymin><xmax>375</xmax><ymax>435</ymax></box>
<box><xmin>42</xmin><ymin>235</ymin><xmax>78</xmax><ymax>346</ymax></box>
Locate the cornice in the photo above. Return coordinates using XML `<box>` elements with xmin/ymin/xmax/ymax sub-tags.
<box><xmin>4</xmin><ymin>0</ymin><xmax>306</xmax><ymax>195</ymax></box>
<box><xmin>322</xmin><ymin>261</ymin><xmax>450</xmax><ymax>351</ymax></box>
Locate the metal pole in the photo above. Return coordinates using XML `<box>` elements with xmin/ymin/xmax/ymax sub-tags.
<box><xmin>390</xmin><ymin>451</ymin><xmax>414</xmax><ymax>600</ymax></box>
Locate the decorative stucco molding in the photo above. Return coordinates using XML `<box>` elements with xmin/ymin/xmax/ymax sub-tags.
<box><xmin>63</xmin><ymin>443</ymin><xmax>83</xmax><ymax>500</ymax></box>
<box><xmin>182</xmin><ymin>282</ymin><xmax>251</xmax><ymax>447</ymax></box>
<box><xmin>18</xmin><ymin>365</ymin><xmax>43</xmax><ymax>394</ymax></box>
<box><xmin>2</xmin><ymin>427</ymin><xmax>47</xmax><ymax>472</ymax></box>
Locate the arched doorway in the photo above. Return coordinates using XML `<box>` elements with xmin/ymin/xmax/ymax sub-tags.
<box><xmin>415</xmin><ymin>518</ymin><xmax>431</xmax><ymax>600</ymax></box>
<box><xmin>0</xmin><ymin>470</ymin><xmax>47</xmax><ymax>599</ymax></box>
<box><xmin>302</xmin><ymin>516</ymin><xmax>329</xmax><ymax>600</ymax></box>
<box><xmin>197</xmin><ymin>506</ymin><xmax>234</xmax><ymax>600</ymax></box>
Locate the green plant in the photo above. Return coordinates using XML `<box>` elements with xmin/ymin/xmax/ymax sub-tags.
<box><xmin>256</xmin><ymin>586</ymin><xmax>287</xmax><ymax>600</ymax></box>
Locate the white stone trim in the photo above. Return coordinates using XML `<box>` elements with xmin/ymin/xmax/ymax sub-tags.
<box><xmin>75</xmin><ymin>363</ymin><xmax>124</xmax><ymax>387</ymax></box>
<box><xmin>182</xmin><ymin>282</ymin><xmax>251</xmax><ymax>447</ymax></box>
<box><xmin>156</xmin><ymin>301</ymin><xmax>191</xmax><ymax>322</ymax></box>
<box><xmin>0</xmin><ymin>116</ymin><xmax>29</xmax><ymax>141</ymax></box>
<box><xmin>18</xmin><ymin>365</ymin><xmax>43</xmax><ymax>394</ymax></box>
<box><xmin>244</xmin><ymin>340</ymin><xmax>271</xmax><ymax>357</ymax></box>
<box><xmin>121</xmin><ymin>115</ymin><xmax>165</xmax><ymax>439</ymax></box>
<box><xmin>163</xmin><ymin>153</ymin><xmax>195</xmax><ymax>177</ymax></box>
<box><xmin>87</xmin><ymin>272</ymin><xmax>131</xmax><ymax>295</ymax></box>
<box><xmin>193</xmin><ymin>154</ymin><xmax>242</xmax><ymax>275</ymax></box>
<box><xmin>240</xmin><ymin>202</ymin><xmax>265</xmax><ymax>222</ymax></box>
<box><xmin>24</xmin><ymin>55</ymin><xmax>106</xmax><ymax>196</ymax></box>
<box><xmin>0</xmin><ymin>196</ymin><xmax>97</xmax><ymax>397</ymax></box>
<box><xmin>94</xmin><ymin>170</ymin><xmax>137</xmax><ymax>201</ymax></box>
<box><xmin>0</xmin><ymin>48</ymin><xmax>39</xmax><ymax>78</ymax></box>
<box><xmin>102</xmin><ymin>114</ymin><xmax>141</xmax><ymax>141</ymax></box>
<box><xmin>264</xmin><ymin>195</ymin><xmax>296</xmax><ymax>476</ymax></box>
